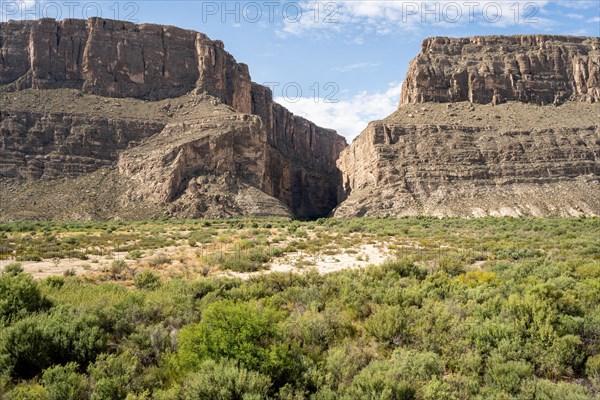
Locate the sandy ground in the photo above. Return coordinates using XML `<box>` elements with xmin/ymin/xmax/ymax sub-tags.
<box><xmin>2</xmin><ymin>252</ymin><xmax>136</xmax><ymax>280</ymax></box>
<box><xmin>1</xmin><ymin>242</ymin><xmax>393</xmax><ymax>281</ymax></box>
<box><xmin>218</xmin><ymin>243</ymin><xmax>391</xmax><ymax>280</ymax></box>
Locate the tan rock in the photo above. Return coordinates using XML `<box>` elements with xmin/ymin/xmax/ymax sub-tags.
<box><xmin>401</xmin><ymin>35</ymin><xmax>600</xmax><ymax>106</ymax></box>
<box><xmin>336</xmin><ymin>34</ymin><xmax>600</xmax><ymax>217</ymax></box>
<box><xmin>0</xmin><ymin>18</ymin><xmax>347</xmax><ymax>219</ymax></box>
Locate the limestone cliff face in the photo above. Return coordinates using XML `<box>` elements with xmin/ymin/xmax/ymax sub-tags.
<box><xmin>401</xmin><ymin>35</ymin><xmax>600</xmax><ymax>106</ymax></box>
<box><xmin>336</xmin><ymin>35</ymin><xmax>600</xmax><ymax>217</ymax></box>
<box><xmin>0</xmin><ymin>18</ymin><xmax>251</xmax><ymax>106</ymax></box>
<box><xmin>0</xmin><ymin>18</ymin><xmax>346</xmax><ymax>219</ymax></box>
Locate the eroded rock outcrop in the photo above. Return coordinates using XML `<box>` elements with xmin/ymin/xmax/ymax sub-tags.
<box><xmin>336</xmin><ymin>35</ymin><xmax>600</xmax><ymax>217</ymax></box>
<box><xmin>401</xmin><ymin>35</ymin><xmax>600</xmax><ymax>106</ymax></box>
<box><xmin>0</xmin><ymin>18</ymin><xmax>251</xmax><ymax>106</ymax></box>
<box><xmin>0</xmin><ymin>18</ymin><xmax>346</xmax><ymax>219</ymax></box>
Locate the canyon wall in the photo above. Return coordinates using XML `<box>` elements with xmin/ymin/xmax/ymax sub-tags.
<box><xmin>0</xmin><ymin>18</ymin><xmax>346</xmax><ymax>219</ymax></box>
<box><xmin>336</xmin><ymin>35</ymin><xmax>600</xmax><ymax>217</ymax></box>
<box><xmin>401</xmin><ymin>35</ymin><xmax>600</xmax><ymax>106</ymax></box>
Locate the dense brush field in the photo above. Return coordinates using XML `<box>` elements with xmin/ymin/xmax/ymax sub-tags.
<box><xmin>0</xmin><ymin>217</ymin><xmax>599</xmax><ymax>399</ymax></box>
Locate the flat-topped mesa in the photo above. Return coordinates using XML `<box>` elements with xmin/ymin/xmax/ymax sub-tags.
<box><xmin>0</xmin><ymin>18</ymin><xmax>347</xmax><ymax>218</ymax></box>
<box><xmin>400</xmin><ymin>35</ymin><xmax>600</xmax><ymax>106</ymax></box>
<box><xmin>0</xmin><ymin>18</ymin><xmax>252</xmax><ymax>107</ymax></box>
<box><xmin>335</xmin><ymin>34</ymin><xmax>600</xmax><ymax>218</ymax></box>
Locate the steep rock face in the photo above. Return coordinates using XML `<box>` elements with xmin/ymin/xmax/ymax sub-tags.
<box><xmin>336</xmin><ymin>35</ymin><xmax>600</xmax><ymax>217</ymax></box>
<box><xmin>0</xmin><ymin>18</ymin><xmax>251</xmax><ymax>107</ymax></box>
<box><xmin>250</xmin><ymin>83</ymin><xmax>346</xmax><ymax>217</ymax></box>
<box><xmin>401</xmin><ymin>35</ymin><xmax>600</xmax><ymax>105</ymax></box>
<box><xmin>117</xmin><ymin>98</ymin><xmax>288</xmax><ymax>218</ymax></box>
<box><xmin>336</xmin><ymin>104</ymin><xmax>600</xmax><ymax>217</ymax></box>
<box><xmin>0</xmin><ymin>18</ymin><xmax>346</xmax><ymax>219</ymax></box>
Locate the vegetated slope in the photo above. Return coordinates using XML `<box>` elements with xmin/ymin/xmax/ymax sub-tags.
<box><xmin>0</xmin><ymin>18</ymin><xmax>346</xmax><ymax>220</ymax></box>
<box><xmin>336</xmin><ymin>35</ymin><xmax>600</xmax><ymax>217</ymax></box>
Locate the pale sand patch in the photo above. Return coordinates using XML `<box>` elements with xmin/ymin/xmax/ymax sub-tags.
<box><xmin>218</xmin><ymin>243</ymin><xmax>391</xmax><ymax>280</ymax></box>
<box><xmin>3</xmin><ymin>242</ymin><xmax>395</xmax><ymax>281</ymax></box>
<box><xmin>1</xmin><ymin>253</ymin><xmax>135</xmax><ymax>280</ymax></box>
<box><xmin>15</xmin><ymin>259</ymin><xmax>102</xmax><ymax>280</ymax></box>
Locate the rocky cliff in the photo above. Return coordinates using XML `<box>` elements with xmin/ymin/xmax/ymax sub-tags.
<box><xmin>0</xmin><ymin>18</ymin><xmax>346</xmax><ymax>220</ymax></box>
<box><xmin>336</xmin><ymin>35</ymin><xmax>600</xmax><ymax>217</ymax></box>
<box><xmin>401</xmin><ymin>35</ymin><xmax>600</xmax><ymax>105</ymax></box>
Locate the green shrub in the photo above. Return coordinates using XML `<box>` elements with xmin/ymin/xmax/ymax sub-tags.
<box><xmin>128</xmin><ymin>250</ymin><xmax>143</xmax><ymax>260</ymax></box>
<box><xmin>63</xmin><ymin>268</ymin><xmax>76</xmax><ymax>277</ymax></box>
<box><xmin>0</xmin><ymin>273</ymin><xmax>48</xmax><ymax>324</ymax></box>
<box><xmin>344</xmin><ymin>348</ymin><xmax>441</xmax><ymax>400</ymax></box>
<box><xmin>438</xmin><ymin>255</ymin><xmax>465</xmax><ymax>276</ymax></box>
<box><xmin>42</xmin><ymin>362</ymin><xmax>88</xmax><ymax>400</ymax></box>
<box><xmin>0</xmin><ymin>317</ymin><xmax>52</xmax><ymax>379</ymax></box>
<box><xmin>540</xmin><ymin>334</ymin><xmax>584</xmax><ymax>379</ymax></box>
<box><xmin>380</xmin><ymin>258</ymin><xmax>426</xmax><ymax>279</ymax></box>
<box><xmin>148</xmin><ymin>254</ymin><xmax>171</xmax><ymax>267</ymax></box>
<box><xmin>364</xmin><ymin>305</ymin><xmax>408</xmax><ymax>347</ymax></box>
<box><xmin>494</xmin><ymin>247</ymin><xmax>544</xmax><ymax>260</ymax></box>
<box><xmin>519</xmin><ymin>378</ymin><xmax>591</xmax><ymax>400</ymax></box>
<box><xmin>268</xmin><ymin>247</ymin><xmax>284</xmax><ymax>258</ymax></box>
<box><xmin>111</xmin><ymin>260</ymin><xmax>127</xmax><ymax>277</ymax></box>
<box><xmin>324</xmin><ymin>342</ymin><xmax>377</xmax><ymax>390</ymax></box>
<box><xmin>294</xmin><ymin>230</ymin><xmax>308</xmax><ymax>238</ymax></box>
<box><xmin>62</xmin><ymin>237</ymin><xmax>78</xmax><ymax>246</ymax></box>
<box><xmin>0</xmin><ymin>307</ymin><xmax>107</xmax><ymax>379</ymax></box>
<box><xmin>220</xmin><ymin>249</ymin><xmax>271</xmax><ymax>273</ymax></box>
<box><xmin>248</xmin><ymin>247</ymin><xmax>270</xmax><ymax>263</ymax></box>
<box><xmin>422</xmin><ymin>376</ymin><xmax>458</xmax><ymax>400</ymax></box>
<box><xmin>88</xmin><ymin>352</ymin><xmax>138</xmax><ymax>400</ymax></box>
<box><xmin>5</xmin><ymin>383</ymin><xmax>49</xmax><ymax>400</ymax></box>
<box><xmin>16</xmin><ymin>254</ymin><xmax>42</xmax><ymax>262</ymax></box>
<box><xmin>187</xmin><ymin>230</ymin><xmax>216</xmax><ymax>247</ymax></box>
<box><xmin>585</xmin><ymin>354</ymin><xmax>600</xmax><ymax>389</ymax></box>
<box><xmin>44</xmin><ymin>276</ymin><xmax>65</xmax><ymax>289</ymax></box>
<box><xmin>484</xmin><ymin>356</ymin><xmax>533</xmax><ymax>394</ymax></box>
<box><xmin>180</xmin><ymin>359</ymin><xmax>271</xmax><ymax>400</ymax></box>
<box><xmin>178</xmin><ymin>300</ymin><xmax>284</xmax><ymax>373</ymax></box>
<box><xmin>221</xmin><ymin>257</ymin><xmax>263</xmax><ymax>273</ymax></box>
<box><xmin>134</xmin><ymin>271</ymin><xmax>161</xmax><ymax>290</ymax></box>
<box><xmin>3</xmin><ymin>262</ymin><xmax>23</xmax><ymax>276</ymax></box>
<box><xmin>345</xmin><ymin>373</ymin><xmax>414</xmax><ymax>400</ymax></box>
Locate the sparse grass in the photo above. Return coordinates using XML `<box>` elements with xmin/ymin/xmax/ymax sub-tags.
<box><xmin>148</xmin><ymin>253</ymin><xmax>171</xmax><ymax>267</ymax></box>
<box><xmin>1</xmin><ymin>217</ymin><xmax>598</xmax><ymax>282</ymax></box>
<box><xmin>3</xmin><ymin>262</ymin><xmax>23</xmax><ymax>275</ymax></box>
<box><xmin>134</xmin><ymin>270</ymin><xmax>161</xmax><ymax>290</ymax></box>
<box><xmin>0</xmin><ymin>217</ymin><xmax>598</xmax><ymax>398</ymax></box>
<box><xmin>127</xmin><ymin>249</ymin><xmax>143</xmax><ymax>260</ymax></box>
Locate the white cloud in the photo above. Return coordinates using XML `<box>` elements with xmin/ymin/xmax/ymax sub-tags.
<box><xmin>559</xmin><ymin>0</ymin><xmax>598</xmax><ymax>9</ymax></box>
<box><xmin>588</xmin><ymin>17</ymin><xmax>600</xmax><ymax>23</ymax></box>
<box><xmin>567</xmin><ymin>13</ymin><xmax>585</xmax><ymax>19</ymax></box>
<box><xmin>333</xmin><ymin>62</ymin><xmax>380</xmax><ymax>72</ymax></box>
<box><xmin>275</xmin><ymin>82</ymin><xmax>403</xmax><ymax>141</ymax></box>
<box><xmin>279</xmin><ymin>0</ymin><xmax>553</xmax><ymax>38</ymax></box>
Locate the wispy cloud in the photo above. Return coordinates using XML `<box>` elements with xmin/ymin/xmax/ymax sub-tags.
<box><xmin>276</xmin><ymin>82</ymin><xmax>403</xmax><ymax>140</ymax></box>
<box><xmin>333</xmin><ymin>62</ymin><xmax>380</xmax><ymax>73</ymax></box>
<box><xmin>558</xmin><ymin>0</ymin><xmax>598</xmax><ymax>10</ymax></box>
<box><xmin>278</xmin><ymin>0</ymin><xmax>554</xmax><ymax>38</ymax></box>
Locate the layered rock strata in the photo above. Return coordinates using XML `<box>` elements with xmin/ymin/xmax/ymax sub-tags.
<box><xmin>336</xmin><ymin>35</ymin><xmax>600</xmax><ymax>217</ymax></box>
<box><xmin>401</xmin><ymin>35</ymin><xmax>600</xmax><ymax>105</ymax></box>
<box><xmin>0</xmin><ymin>18</ymin><xmax>346</xmax><ymax>219</ymax></box>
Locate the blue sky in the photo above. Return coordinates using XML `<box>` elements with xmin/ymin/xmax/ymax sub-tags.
<box><xmin>2</xmin><ymin>0</ymin><xmax>599</xmax><ymax>139</ymax></box>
